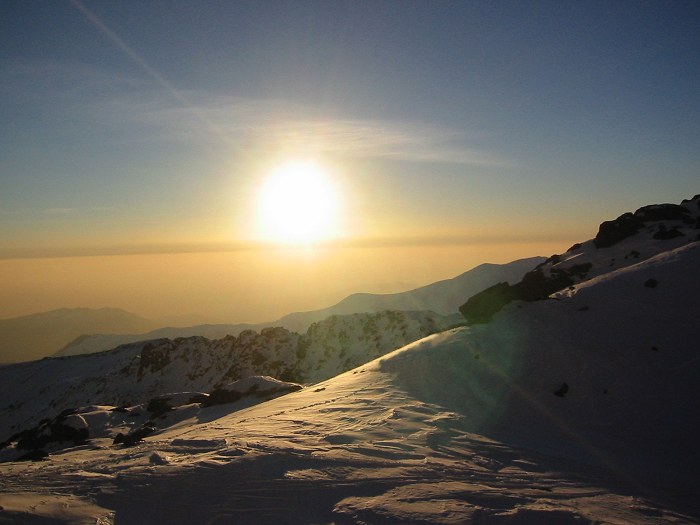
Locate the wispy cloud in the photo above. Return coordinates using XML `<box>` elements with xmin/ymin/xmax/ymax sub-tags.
<box><xmin>3</xmin><ymin>64</ymin><xmax>509</xmax><ymax>168</ymax></box>
<box><xmin>3</xmin><ymin>46</ymin><xmax>508</xmax><ymax>168</ymax></box>
<box><xmin>129</xmin><ymin>95</ymin><xmax>513</xmax><ymax>167</ymax></box>
<box><xmin>255</xmin><ymin>117</ymin><xmax>506</xmax><ymax>166</ymax></box>
<box><xmin>32</xmin><ymin>207</ymin><xmax>112</xmax><ymax>216</ymax></box>
<box><xmin>65</xmin><ymin>1</ymin><xmax>508</xmax><ymax>167</ymax></box>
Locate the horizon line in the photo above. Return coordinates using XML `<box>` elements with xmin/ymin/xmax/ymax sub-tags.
<box><xmin>0</xmin><ymin>234</ymin><xmax>581</xmax><ymax>261</ymax></box>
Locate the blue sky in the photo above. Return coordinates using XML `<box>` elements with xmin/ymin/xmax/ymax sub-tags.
<box><xmin>1</xmin><ymin>0</ymin><xmax>699</xmax><ymax>258</ymax></box>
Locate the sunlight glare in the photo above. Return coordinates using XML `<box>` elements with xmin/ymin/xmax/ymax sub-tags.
<box><xmin>256</xmin><ymin>160</ymin><xmax>342</xmax><ymax>245</ymax></box>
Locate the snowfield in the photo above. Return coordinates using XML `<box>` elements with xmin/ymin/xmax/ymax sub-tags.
<box><xmin>1</xmin><ymin>196</ymin><xmax>699</xmax><ymax>524</ymax></box>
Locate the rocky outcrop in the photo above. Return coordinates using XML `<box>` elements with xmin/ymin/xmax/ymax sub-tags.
<box><xmin>295</xmin><ymin>310</ymin><xmax>455</xmax><ymax>381</ymax></box>
<box><xmin>594</xmin><ymin>201</ymin><xmax>697</xmax><ymax>248</ymax></box>
<box><xmin>1</xmin><ymin>376</ymin><xmax>304</xmax><ymax>457</ymax></box>
<box><xmin>460</xmin><ymin>195</ymin><xmax>700</xmax><ymax>324</ymax></box>
<box><xmin>5</xmin><ymin>409</ymin><xmax>89</xmax><ymax>457</ymax></box>
<box><xmin>458</xmin><ymin>283</ymin><xmax>515</xmax><ymax>324</ymax></box>
<box><xmin>203</xmin><ymin>377</ymin><xmax>302</xmax><ymax>408</ymax></box>
<box><xmin>460</xmin><ymin>263</ymin><xmax>592</xmax><ymax>323</ymax></box>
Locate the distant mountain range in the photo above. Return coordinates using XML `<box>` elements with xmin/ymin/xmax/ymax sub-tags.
<box><xmin>0</xmin><ymin>308</ymin><xmax>158</xmax><ymax>364</ymax></box>
<box><xmin>275</xmin><ymin>256</ymin><xmax>543</xmax><ymax>332</ymax></box>
<box><xmin>53</xmin><ymin>256</ymin><xmax>543</xmax><ymax>358</ymax></box>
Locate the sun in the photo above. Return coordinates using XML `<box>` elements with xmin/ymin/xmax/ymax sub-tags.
<box><xmin>255</xmin><ymin>160</ymin><xmax>342</xmax><ymax>245</ymax></box>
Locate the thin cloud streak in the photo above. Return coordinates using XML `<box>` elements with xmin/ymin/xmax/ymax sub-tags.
<box><xmin>261</xmin><ymin>118</ymin><xmax>508</xmax><ymax>166</ymax></box>
<box><xmin>69</xmin><ymin>0</ymin><xmax>235</xmax><ymax>147</ymax></box>
<box><xmin>136</xmin><ymin>95</ymin><xmax>514</xmax><ymax>167</ymax></box>
<box><xmin>42</xmin><ymin>208</ymin><xmax>77</xmax><ymax>215</ymax></box>
<box><xmin>38</xmin><ymin>207</ymin><xmax>114</xmax><ymax>216</ymax></box>
<box><xmin>55</xmin><ymin>2</ymin><xmax>512</xmax><ymax>167</ymax></box>
<box><xmin>0</xmin><ymin>233</ymin><xmax>573</xmax><ymax>261</ymax></box>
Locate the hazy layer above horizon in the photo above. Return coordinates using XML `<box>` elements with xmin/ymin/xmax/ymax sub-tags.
<box><xmin>0</xmin><ymin>241</ymin><xmax>565</xmax><ymax>324</ymax></box>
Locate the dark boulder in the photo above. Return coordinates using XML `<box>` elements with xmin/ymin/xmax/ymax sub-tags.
<box><xmin>652</xmin><ymin>224</ymin><xmax>684</xmax><ymax>240</ymax></box>
<box><xmin>593</xmin><ymin>213</ymin><xmax>642</xmax><ymax>248</ymax></box>
<box><xmin>593</xmin><ymin>202</ymin><xmax>693</xmax><ymax>248</ymax></box>
<box><xmin>188</xmin><ymin>393</ymin><xmax>209</xmax><ymax>404</ymax></box>
<box><xmin>113</xmin><ymin>422</ymin><xmax>156</xmax><ymax>447</ymax></box>
<box><xmin>146</xmin><ymin>398</ymin><xmax>174</xmax><ymax>417</ymax></box>
<box><xmin>553</xmin><ymin>383</ymin><xmax>569</xmax><ymax>398</ymax></box>
<box><xmin>17</xmin><ymin>449</ymin><xmax>49</xmax><ymax>462</ymax></box>
<box><xmin>534</xmin><ymin>254</ymin><xmax>562</xmax><ymax>270</ymax></box>
<box><xmin>459</xmin><ymin>263</ymin><xmax>592</xmax><ymax>324</ymax></box>
<box><xmin>202</xmin><ymin>388</ymin><xmax>244</xmax><ymax>407</ymax></box>
<box><xmin>681</xmin><ymin>194</ymin><xmax>700</xmax><ymax>211</ymax></box>
<box><xmin>15</xmin><ymin>413</ymin><xmax>89</xmax><ymax>451</ymax></box>
<box><xmin>634</xmin><ymin>203</ymin><xmax>693</xmax><ymax>224</ymax></box>
<box><xmin>459</xmin><ymin>282</ymin><xmax>516</xmax><ymax>324</ymax></box>
<box><xmin>514</xmin><ymin>264</ymin><xmax>591</xmax><ymax>301</ymax></box>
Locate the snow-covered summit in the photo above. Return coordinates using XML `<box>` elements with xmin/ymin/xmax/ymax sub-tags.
<box><xmin>460</xmin><ymin>194</ymin><xmax>700</xmax><ymax>323</ymax></box>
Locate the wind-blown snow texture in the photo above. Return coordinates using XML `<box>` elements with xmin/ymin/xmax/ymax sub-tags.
<box><xmin>1</xmin><ymin>196</ymin><xmax>699</xmax><ymax>524</ymax></box>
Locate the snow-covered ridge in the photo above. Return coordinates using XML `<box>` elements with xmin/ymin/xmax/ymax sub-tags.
<box><xmin>460</xmin><ymin>194</ymin><xmax>700</xmax><ymax>323</ymax></box>
<box><xmin>380</xmin><ymin>246</ymin><xmax>700</xmax><ymax>491</ymax></box>
<box><xmin>275</xmin><ymin>256</ymin><xmax>544</xmax><ymax>331</ymax></box>
<box><xmin>0</xmin><ymin>309</ymin><xmax>457</xmax><ymax>440</ymax></box>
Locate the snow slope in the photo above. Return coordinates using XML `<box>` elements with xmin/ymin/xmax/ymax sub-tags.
<box><xmin>56</xmin><ymin>257</ymin><xmax>542</xmax><ymax>357</ymax></box>
<box><xmin>1</xmin><ymin>240</ymin><xmax>698</xmax><ymax>523</ymax></box>
<box><xmin>393</xmin><ymin>241</ymin><xmax>700</xmax><ymax>486</ymax></box>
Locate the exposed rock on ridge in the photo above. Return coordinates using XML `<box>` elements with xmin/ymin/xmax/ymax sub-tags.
<box><xmin>460</xmin><ymin>194</ymin><xmax>700</xmax><ymax>323</ymax></box>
